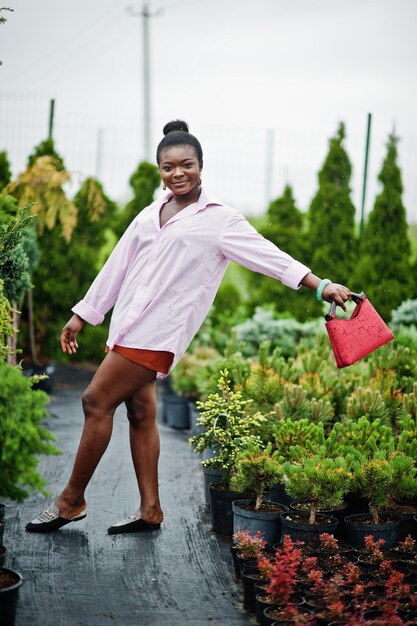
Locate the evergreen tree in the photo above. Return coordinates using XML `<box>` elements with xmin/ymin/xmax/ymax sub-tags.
<box><xmin>116</xmin><ymin>161</ymin><xmax>160</xmax><ymax>236</ymax></box>
<box><xmin>307</xmin><ymin>123</ymin><xmax>356</xmax><ymax>288</ymax></box>
<box><xmin>246</xmin><ymin>185</ymin><xmax>318</xmax><ymax>320</ymax></box>
<box><xmin>27</xmin><ymin>177</ymin><xmax>117</xmax><ymax>361</ymax></box>
<box><xmin>0</xmin><ymin>151</ymin><xmax>11</xmax><ymax>189</ymax></box>
<box><xmin>27</xmin><ymin>138</ymin><xmax>65</xmax><ymax>170</ymax></box>
<box><xmin>356</xmin><ymin>133</ymin><xmax>413</xmax><ymax>320</ymax></box>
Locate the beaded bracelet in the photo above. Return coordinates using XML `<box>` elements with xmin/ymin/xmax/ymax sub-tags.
<box><xmin>316</xmin><ymin>278</ymin><xmax>332</xmax><ymax>303</ymax></box>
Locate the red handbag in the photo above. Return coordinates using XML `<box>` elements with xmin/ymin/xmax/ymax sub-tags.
<box><xmin>324</xmin><ymin>292</ymin><xmax>394</xmax><ymax>368</ymax></box>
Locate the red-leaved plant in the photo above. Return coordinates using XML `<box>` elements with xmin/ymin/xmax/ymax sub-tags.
<box><xmin>341</xmin><ymin>561</ymin><xmax>361</xmax><ymax>586</ymax></box>
<box><xmin>398</xmin><ymin>534</ymin><xmax>416</xmax><ymax>553</ymax></box>
<box><xmin>318</xmin><ymin>574</ymin><xmax>349</xmax><ymax>621</ymax></box>
<box><xmin>319</xmin><ymin>532</ymin><xmax>339</xmax><ymax>551</ymax></box>
<box><xmin>232</xmin><ymin>528</ymin><xmax>267</xmax><ymax>560</ymax></box>
<box><xmin>266</xmin><ymin>535</ymin><xmax>302</xmax><ymax>606</ymax></box>
<box><xmin>364</xmin><ymin>534</ymin><xmax>385</xmax><ymax>562</ymax></box>
<box><xmin>256</xmin><ymin>553</ymin><xmax>274</xmax><ymax>581</ymax></box>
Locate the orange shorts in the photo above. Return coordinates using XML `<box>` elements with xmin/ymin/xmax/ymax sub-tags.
<box><xmin>105</xmin><ymin>345</ymin><xmax>174</xmax><ymax>374</ymax></box>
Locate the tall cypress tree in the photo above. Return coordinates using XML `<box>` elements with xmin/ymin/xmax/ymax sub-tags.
<box><xmin>246</xmin><ymin>185</ymin><xmax>318</xmax><ymax>320</ymax></box>
<box><xmin>307</xmin><ymin>123</ymin><xmax>356</xmax><ymax>287</ymax></box>
<box><xmin>356</xmin><ymin>132</ymin><xmax>413</xmax><ymax>320</ymax></box>
<box><xmin>116</xmin><ymin>161</ymin><xmax>160</xmax><ymax>236</ymax></box>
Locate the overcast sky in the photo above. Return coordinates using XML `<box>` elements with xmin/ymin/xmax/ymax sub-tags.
<box><xmin>1</xmin><ymin>0</ymin><xmax>417</xmax><ymax>220</ymax></box>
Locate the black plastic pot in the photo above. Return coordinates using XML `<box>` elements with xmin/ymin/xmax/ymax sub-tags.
<box><xmin>256</xmin><ymin>593</ymin><xmax>279</xmax><ymax>626</ymax></box>
<box><xmin>344</xmin><ymin>492</ymin><xmax>369</xmax><ymax>517</ymax></box>
<box><xmin>0</xmin><ymin>504</ymin><xmax>4</xmax><ymax>520</ymax></box>
<box><xmin>290</xmin><ymin>500</ymin><xmax>349</xmax><ymax>541</ymax></box>
<box><xmin>266</xmin><ymin>483</ymin><xmax>293</xmax><ymax>508</ymax></box>
<box><xmin>202</xmin><ymin>466</ymin><xmax>225</xmax><ymax>507</ymax></box>
<box><xmin>164</xmin><ymin>394</ymin><xmax>190</xmax><ymax>429</ymax></box>
<box><xmin>0</xmin><ymin>568</ymin><xmax>23</xmax><ymax>626</ymax></box>
<box><xmin>380</xmin><ymin>501</ymin><xmax>417</xmax><ymax>541</ymax></box>
<box><xmin>280</xmin><ymin>511</ymin><xmax>338</xmax><ymax>547</ymax></box>
<box><xmin>188</xmin><ymin>401</ymin><xmax>203</xmax><ymax>435</ymax></box>
<box><xmin>242</xmin><ymin>566</ymin><xmax>265</xmax><ymax>613</ymax></box>
<box><xmin>264</xmin><ymin>605</ymin><xmax>311</xmax><ymax>626</ymax></box>
<box><xmin>345</xmin><ymin>513</ymin><xmax>401</xmax><ymax>548</ymax></box>
<box><xmin>209</xmin><ymin>484</ymin><xmax>247</xmax><ymax>535</ymax></box>
<box><xmin>232</xmin><ymin>499</ymin><xmax>288</xmax><ymax>547</ymax></box>
<box><xmin>229</xmin><ymin>544</ymin><xmax>240</xmax><ymax>579</ymax></box>
<box><xmin>236</xmin><ymin>553</ymin><xmax>258</xmax><ymax>579</ymax></box>
<box><xmin>0</xmin><ymin>546</ymin><xmax>6</xmax><ymax>567</ymax></box>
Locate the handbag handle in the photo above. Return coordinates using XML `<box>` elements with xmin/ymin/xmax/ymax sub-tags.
<box><xmin>325</xmin><ymin>291</ymin><xmax>365</xmax><ymax>322</ymax></box>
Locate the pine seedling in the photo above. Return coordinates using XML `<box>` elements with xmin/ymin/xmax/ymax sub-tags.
<box><xmin>326</xmin><ymin>417</ymin><xmax>394</xmax><ymax>458</ymax></box>
<box><xmin>346</xmin><ymin>388</ymin><xmax>390</xmax><ymax>425</ymax></box>
<box><xmin>230</xmin><ymin>441</ymin><xmax>284</xmax><ymax>510</ymax></box>
<box><xmin>354</xmin><ymin>456</ymin><xmax>394</xmax><ymax>524</ymax></box>
<box><xmin>272</xmin><ymin>418</ymin><xmax>325</xmax><ymax>461</ymax></box>
<box><xmin>283</xmin><ymin>454</ymin><xmax>352</xmax><ymax>524</ymax></box>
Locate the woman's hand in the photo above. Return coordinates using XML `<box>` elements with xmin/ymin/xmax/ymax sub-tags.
<box><xmin>322</xmin><ymin>283</ymin><xmax>351</xmax><ymax>311</ymax></box>
<box><xmin>60</xmin><ymin>314</ymin><xmax>85</xmax><ymax>354</ymax></box>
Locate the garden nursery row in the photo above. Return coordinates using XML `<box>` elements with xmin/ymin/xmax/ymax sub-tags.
<box><xmin>160</xmin><ymin>332</ymin><xmax>417</xmax><ymax>625</ymax></box>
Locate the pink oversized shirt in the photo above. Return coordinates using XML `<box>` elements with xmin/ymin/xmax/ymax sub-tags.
<box><xmin>72</xmin><ymin>188</ymin><xmax>311</xmax><ymax>379</ymax></box>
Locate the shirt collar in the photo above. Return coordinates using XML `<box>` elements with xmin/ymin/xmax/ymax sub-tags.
<box><xmin>151</xmin><ymin>187</ymin><xmax>222</xmax><ymax>229</ymax></box>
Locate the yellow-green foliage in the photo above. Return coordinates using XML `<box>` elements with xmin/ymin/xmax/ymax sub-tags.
<box><xmin>0</xmin><ymin>279</ymin><xmax>13</xmax><ymax>362</ymax></box>
<box><xmin>188</xmin><ymin>370</ymin><xmax>265</xmax><ymax>483</ymax></box>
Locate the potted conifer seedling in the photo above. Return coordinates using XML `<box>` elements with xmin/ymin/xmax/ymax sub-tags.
<box><xmin>230</xmin><ymin>441</ymin><xmax>288</xmax><ymax>546</ymax></box>
<box><xmin>281</xmin><ymin>452</ymin><xmax>352</xmax><ymax>546</ymax></box>
<box><xmin>345</xmin><ymin>455</ymin><xmax>402</xmax><ymax>548</ymax></box>
<box><xmin>189</xmin><ymin>370</ymin><xmax>265</xmax><ymax>534</ymax></box>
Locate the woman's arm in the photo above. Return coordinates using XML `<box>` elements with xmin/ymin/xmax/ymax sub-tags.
<box><xmin>60</xmin><ymin>313</ymin><xmax>85</xmax><ymax>354</ymax></box>
<box><xmin>71</xmin><ymin>217</ymin><xmax>140</xmax><ymax>326</ymax></box>
<box><xmin>300</xmin><ymin>273</ymin><xmax>351</xmax><ymax>310</ymax></box>
<box><xmin>220</xmin><ymin>212</ymin><xmax>350</xmax><ymax>308</ymax></box>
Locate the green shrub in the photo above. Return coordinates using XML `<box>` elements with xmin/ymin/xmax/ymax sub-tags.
<box><xmin>391</xmin><ymin>299</ymin><xmax>417</xmax><ymax>329</ymax></box>
<box><xmin>283</xmin><ymin>454</ymin><xmax>352</xmax><ymax>524</ymax></box>
<box><xmin>188</xmin><ymin>370</ymin><xmax>265</xmax><ymax>485</ymax></box>
<box><xmin>235</xmin><ymin>307</ymin><xmax>323</xmax><ymax>357</ymax></box>
<box><xmin>0</xmin><ymin>362</ymin><xmax>60</xmax><ymax>501</ymax></box>
<box><xmin>230</xmin><ymin>441</ymin><xmax>284</xmax><ymax>510</ymax></box>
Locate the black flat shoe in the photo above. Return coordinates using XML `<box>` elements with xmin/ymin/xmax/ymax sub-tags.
<box><xmin>107</xmin><ymin>512</ymin><xmax>161</xmax><ymax>535</ymax></box>
<box><xmin>26</xmin><ymin>504</ymin><xmax>87</xmax><ymax>533</ymax></box>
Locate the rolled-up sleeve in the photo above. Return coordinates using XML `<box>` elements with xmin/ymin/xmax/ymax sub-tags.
<box><xmin>220</xmin><ymin>212</ymin><xmax>310</xmax><ymax>290</ymax></box>
<box><xmin>72</xmin><ymin>218</ymin><xmax>140</xmax><ymax>325</ymax></box>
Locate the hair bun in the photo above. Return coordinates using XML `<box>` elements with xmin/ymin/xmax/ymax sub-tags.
<box><xmin>163</xmin><ymin>120</ymin><xmax>189</xmax><ymax>135</ymax></box>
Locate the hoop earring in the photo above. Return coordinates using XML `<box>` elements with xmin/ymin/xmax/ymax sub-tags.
<box><xmin>162</xmin><ymin>184</ymin><xmax>166</xmax><ymax>190</ymax></box>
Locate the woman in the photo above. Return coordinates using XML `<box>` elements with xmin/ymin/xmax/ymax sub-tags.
<box><xmin>26</xmin><ymin>120</ymin><xmax>350</xmax><ymax>534</ymax></box>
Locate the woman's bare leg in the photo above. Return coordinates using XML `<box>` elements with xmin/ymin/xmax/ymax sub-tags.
<box><xmin>125</xmin><ymin>382</ymin><xmax>163</xmax><ymax>524</ymax></box>
<box><xmin>55</xmin><ymin>351</ymin><xmax>156</xmax><ymax>519</ymax></box>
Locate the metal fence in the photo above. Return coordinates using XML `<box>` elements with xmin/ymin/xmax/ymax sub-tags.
<box><xmin>1</xmin><ymin>91</ymin><xmax>417</xmax><ymax>223</ymax></box>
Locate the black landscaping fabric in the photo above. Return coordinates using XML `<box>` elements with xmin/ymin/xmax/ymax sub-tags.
<box><xmin>4</xmin><ymin>364</ymin><xmax>252</xmax><ymax>626</ymax></box>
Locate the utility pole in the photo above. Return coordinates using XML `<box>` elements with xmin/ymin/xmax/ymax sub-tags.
<box><xmin>359</xmin><ymin>112</ymin><xmax>372</xmax><ymax>240</ymax></box>
<box><xmin>127</xmin><ymin>3</ymin><xmax>163</xmax><ymax>161</ymax></box>
<box><xmin>48</xmin><ymin>98</ymin><xmax>55</xmax><ymax>140</ymax></box>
